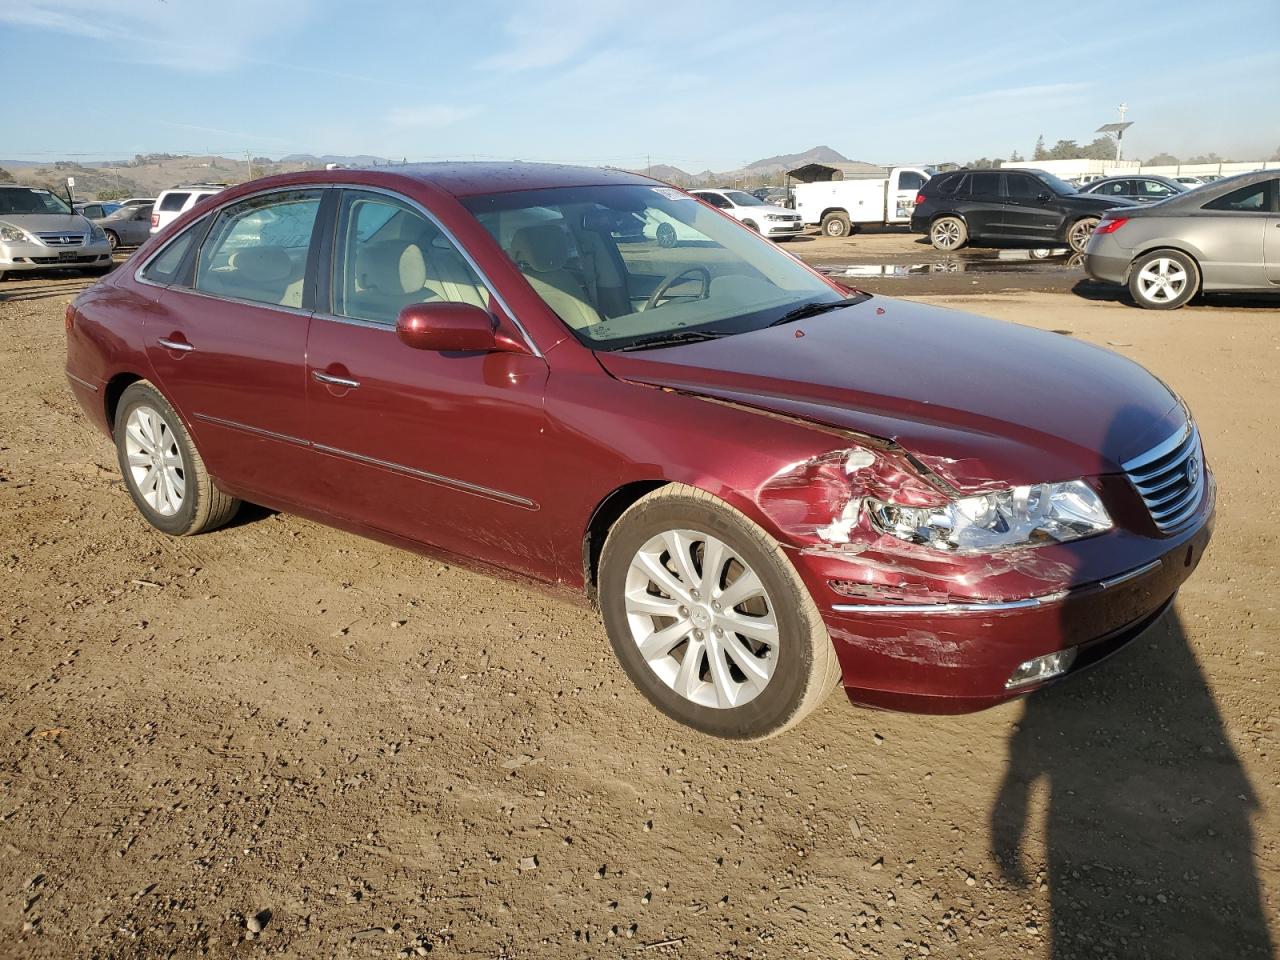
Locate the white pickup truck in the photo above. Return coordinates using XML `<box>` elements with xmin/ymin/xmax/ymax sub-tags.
<box><xmin>788</xmin><ymin>162</ymin><xmax>931</xmax><ymax>237</ymax></box>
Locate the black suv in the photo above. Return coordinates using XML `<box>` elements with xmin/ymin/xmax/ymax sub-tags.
<box><xmin>910</xmin><ymin>168</ymin><xmax>1136</xmax><ymax>253</ymax></box>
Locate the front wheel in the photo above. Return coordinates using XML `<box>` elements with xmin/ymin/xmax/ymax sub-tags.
<box><xmin>1128</xmin><ymin>249</ymin><xmax>1200</xmax><ymax>310</ymax></box>
<box><xmin>655</xmin><ymin>222</ymin><xmax>677</xmax><ymax>248</ymax></box>
<box><xmin>742</xmin><ymin>219</ymin><xmax>759</xmax><ymax>233</ymax></box>
<box><xmin>114</xmin><ymin>381</ymin><xmax>241</xmax><ymax>535</ymax></box>
<box><xmin>106</xmin><ymin>230</ymin><xmax>120</xmax><ymax>251</ymax></box>
<box><xmin>598</xmin><ymin>484</ymin><xmax>840</xmax><ymax>740</ymax></box>
<box><xmin>1067</xmin><ymin>217</ymin><xmax>1099</xmax><ymax>253</ymax></box>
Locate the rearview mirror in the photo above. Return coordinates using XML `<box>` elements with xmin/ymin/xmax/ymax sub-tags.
<box><xmin>397</xmin><ymin>302</ymin><xmax>497</xmax><ymax>352</ymax></box>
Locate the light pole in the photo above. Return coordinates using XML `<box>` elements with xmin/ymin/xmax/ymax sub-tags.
<box><xmin>1097</xmin><ymin>104</ymin><xmax>1132</xmax><ymax>164</ymax></box>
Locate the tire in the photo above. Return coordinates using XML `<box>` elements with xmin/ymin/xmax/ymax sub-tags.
<box><xmin>113</xmin><ymin>381</ymin><xmax>240</xmax><ymax>536</ymax></box>
<box><xmin>656</xmin><ymin>222</ymin><xmax>677</xmax><ymax>248</ymax></box>
<box><xmin>821</xmin><ymin>211</ymin><xmax>851</xmax><ymax>238</ymax></box>
<box><xmin>742</xmin><ymin>219</ymin><xmax>759</xmax><ymax>233</ymax></box>
<box><xmin>106</xmin><ymin>230</ymin><xmax>119</xmax><ymax>251</ymax></box>
<box><xmin>1127</xmin><ymin>249</ymin><xmax>1200</xmax><ymax>310</ymax></box>
<box><xmin>930</xmin><ymin>216</ymin><xmax>967</xmax><ymax>251</ymax></box>
<box><xmin>598</xmin><ymin>484</ymin><xmax>840</xmax><ymax>740</ymax></box>
<box><xmin>1067</xmin><ymin>217</ymin><xmax>1099</xmax><ymax>254</ymax></box>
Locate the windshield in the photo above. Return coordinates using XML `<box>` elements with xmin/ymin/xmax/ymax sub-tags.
<box><xmin>0</xmin><ymin>187</ymin><xmax>73</xmax><ymax>215</ymax></box>
<box><xmin>1038</xmin><ymin>172</ymin><xmax>1079</xmax><ymax>196</ymax></box>
<box><xmin>462</xmin><ymin>184</ymin><xmax>842</xmax><ymax>351</ymax></box>
<box><xmin>724</xmin><ymin>190</ymin><xmax>765</xmax><ymax>206</ymax></box>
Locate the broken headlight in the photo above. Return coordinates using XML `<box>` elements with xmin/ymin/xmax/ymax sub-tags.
<box><xmin>866</xmin><ymin>481</ymin><xmax>1111</xmax><ymax>553</ymax></box>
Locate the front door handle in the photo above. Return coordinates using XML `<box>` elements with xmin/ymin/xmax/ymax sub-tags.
<box><xmin>157</xmin><ymin>337</ymin><xmax>193</xmax><ymax>352</ymax></box>
<box><xmin>312</xmin><ymin>370</ymin><xmax>361</xmax><ymax>389</ymax></box>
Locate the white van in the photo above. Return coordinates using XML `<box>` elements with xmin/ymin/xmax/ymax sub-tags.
<box><xmin>149</xmin><ymin>183</ymin><xmax>226</xmax><ymax>235</ymax></box>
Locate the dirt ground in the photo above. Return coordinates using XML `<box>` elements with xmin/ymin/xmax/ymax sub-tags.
<box><xmin>1</xmin><ymin>249</ymin><xmax>1277</xmax><ymax>959</ymax></box>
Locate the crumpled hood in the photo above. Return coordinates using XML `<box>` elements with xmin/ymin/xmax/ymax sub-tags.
<box><xmin>597</xmin><ymin>297</ymin><xmax>1185</xmax><ymax>492</ymax></box>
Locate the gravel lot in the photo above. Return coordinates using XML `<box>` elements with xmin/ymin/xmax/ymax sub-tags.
<box><xmin>1</xmin><ymin>247</ymin><xmax>1276</xmax><ymax>959</ymax></box>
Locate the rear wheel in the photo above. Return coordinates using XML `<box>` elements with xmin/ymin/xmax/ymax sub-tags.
<box><xmin>655</xmin><ymin>222</ymin><xmax>677</xmax><ymax>248</ymax></box>
<box><xmin>106</xmin><ymin>230</ymin><xmax>120</xmax><ymax>251</ymax></box>
<box><xmin>1128</xmin><ymin>249</ymin><xmax>1199</xmax><ymax>310</ymax></box>
<box><xmin>114</xmin><ymin>381</ymin><xmax>240</xmax><ymax>536</ymax></box>
<box><xmin>821</xmin><ymin>211</ymin><xmax>851</xmax><ymax>238</ymax></box>
<box><xmin>598</xmin><ymin>484</ymin><xmax>840</xmax><ymax>740</ymax></box>
<box><xmin>930</xmin><ymin>216</ymin><xmax>967</xmax><ymax>251</ymax></box>
<box><xmin>1067</xmin><ymin>217</ymin><xmax>1099</xmax><ymax>253</ymax></box>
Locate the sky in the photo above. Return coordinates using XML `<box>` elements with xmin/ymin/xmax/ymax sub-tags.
<box><xmin>3</xmin><ymin>0</ymin><xmax>1278</xmax><ymax>170</ymax></box>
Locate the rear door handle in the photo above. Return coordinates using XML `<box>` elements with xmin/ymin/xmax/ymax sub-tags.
<box><xmin>157</xmin><ymin>337</ymin><xmax>193</xmax><ymax>352</ymax></box>
<box><xmin>312</xmin><ymin>370</ymin><xmax>361</xmax><ymax>389</ymax></box>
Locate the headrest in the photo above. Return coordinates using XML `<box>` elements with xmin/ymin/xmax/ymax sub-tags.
<box><xmin>509</xmin><ymin>223</ymin><xmax>572</xmax><ymax>273</ymax></box>
<box><xmin>228</xmin><ymin>246</ymin><xmax>292</xmax><ymax>283</ymax></box>
<box><xmin>358</xmin><ymin>240</ymin><xmax>426</xmax><ymax>295</ymax></box>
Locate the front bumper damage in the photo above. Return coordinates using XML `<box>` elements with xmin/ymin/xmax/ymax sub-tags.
<box><xmin>757</xmin><ymin>442</ymin><xmax>1216</xmax><ymax>713</ymax></box>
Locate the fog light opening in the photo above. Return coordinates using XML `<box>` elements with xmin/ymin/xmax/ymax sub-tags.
<box><xmin>1005</xmin><ymin>647</ymin><xmax>1078</xmax><ymax>689</ymax></box>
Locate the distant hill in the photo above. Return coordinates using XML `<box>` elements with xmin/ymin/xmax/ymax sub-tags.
<box><xmin>630</xmin><ymin>146</ymin><xmax>856</xmax><ymax>188</ymax></box>
<box><xmin>743</xmin><ymin>145</ymin><xmax>850</xmax><ymax>173</ymax></box>
<box><xmin>279</xmin><ymin>153</ymin><xmax>391</xmax><ymax>167</ymax></box>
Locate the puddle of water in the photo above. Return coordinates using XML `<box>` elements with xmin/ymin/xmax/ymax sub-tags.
<box><xmin>818</xmin><ymin>249</ymin><xmax>1084</xmax><ymax>279</ymax></box>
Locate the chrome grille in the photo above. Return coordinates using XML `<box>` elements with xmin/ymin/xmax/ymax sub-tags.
<box><xmin>1122</xmin><ymin>422</ymin><xmax>1204</xmax><ymax>533</ymax></box>
<box><xmin>36</xmin><ymin>232</ymin><xmax>86</xmax><ymax>247</ymax></box>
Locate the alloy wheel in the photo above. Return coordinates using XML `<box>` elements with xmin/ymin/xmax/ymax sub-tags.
<box><xmin>931</xmin><ymin>219</ymin><xmax>961</xmax><ymax>250</ymax></box>
<box><xmin>1069</xmin><ymin>218</ymin><xmax>1099</xmax><ymax>253</ymax></box>
<box><xmin>124</xmin><ymin>405</ymin><xmax>186</xmax><ymax>516</ymax></box>
<box><xmin>623</xmin><ymin>529</ymin><xmax>778</xmax><ymax>709</ymax></box>
<box><xmin>1136</xmin><ymin>257</ymin><xmax>1189</xmax><ymax>304</ymax></box>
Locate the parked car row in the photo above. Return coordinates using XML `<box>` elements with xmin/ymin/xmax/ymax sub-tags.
<box><xmin>64</xmin><ymin>162</ymin><xmax>1215</xmax><ymax>739</ymax></box>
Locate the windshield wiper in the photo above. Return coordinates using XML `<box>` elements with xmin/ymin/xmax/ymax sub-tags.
<box><xmin>615</xmin><ymin>329</ymin><xmax>725</xmax><ymax>352</ymax></box>
<box><xmin>768</xmin><ymin>294</ymin><xmax>869</xmax><ymax>327</ymax></box>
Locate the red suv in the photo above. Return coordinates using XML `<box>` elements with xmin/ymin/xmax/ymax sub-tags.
<box><xmin>64</xmin><ymin>164</ymin><xmax>1214</xmax><ymax>739</ymax></box>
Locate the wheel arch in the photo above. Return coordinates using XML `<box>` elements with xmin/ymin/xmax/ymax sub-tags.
<box><xmin>104</xmin><ymin>371</ymin><xmax>146</xmax><ymax>430</ymax></box>
<box><xmin>930</xmin><ymin>210</ymin><xmax>968</xmax><ymax>228</ymax></box>
<box><xmin>819</xmin><ymin>207</ymin><xmax>850</xmax><ymax>223</ymax></box>
<box><xmin>582</xmin><ymin>479</ymin><xmax>670</xmax><ymax>599</ymax></box>
<box><xmin>1125</xmin><ymin>244</ymin><xmax>1204</xmax><ymax>284</ymax></box>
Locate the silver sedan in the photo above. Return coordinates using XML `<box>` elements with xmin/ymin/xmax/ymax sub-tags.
<box><xmin>1084</xmin><ymin>171</ymin><xmax>1279</xmax><ymax>309</ymax></box>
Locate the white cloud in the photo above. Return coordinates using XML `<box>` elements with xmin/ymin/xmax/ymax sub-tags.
<box><xmin>0</xmin><ymin>0</ymin><xmax>311</xmax><ymax>73</ymax></box>
<box><xmin>478</xmin><ymin>0</ymin><xmax>629</xmax><ymax>72</ymax></box>
<box><xmin>386</xmin><ymin>105</ymin><xmax>478</xmax><ymax>129</ymax></box>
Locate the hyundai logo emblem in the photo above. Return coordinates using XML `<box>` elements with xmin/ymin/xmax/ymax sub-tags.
<box><xmin>1185</xmin><ymin>456</ymin><xmax>1199</xmax><ymax>487</ymax></box>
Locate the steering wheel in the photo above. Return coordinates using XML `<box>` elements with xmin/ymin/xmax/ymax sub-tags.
<box><xmin>645</xmin><ymin>265</ymin><xmax>712</xmax><ymax>311</ymax></box>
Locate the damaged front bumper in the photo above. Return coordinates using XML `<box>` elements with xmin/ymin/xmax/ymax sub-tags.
<box><xmin>788</xmin><ymin>498</ymin><xmax>1214</xmax><ymax>714</ymax></box>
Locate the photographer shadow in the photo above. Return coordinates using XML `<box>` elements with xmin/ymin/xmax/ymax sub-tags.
<box><xmin>990</xmin><ymin>609</ymin><xmax>1272</xmax><ymax>958</ymax></box>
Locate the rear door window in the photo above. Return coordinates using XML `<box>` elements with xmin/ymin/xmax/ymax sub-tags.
<box><xmin>158</xmin><ymin>192</ymin><xmax>190</xmax><ymax>212</ymax></box>
<box><xmin>193</xmin><ymin>189</ymin><xmax>323</xmax><ymax>308</ymax></box>
<box><xmin>970</xmin><ymin>172</ymin><xmax>1000</xmax><ymax>197</ymax></box>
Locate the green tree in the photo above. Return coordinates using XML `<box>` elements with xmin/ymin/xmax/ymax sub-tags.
<box><xmin>96</xmin><ymin>188</ymin><xmax>130</xmax><ymax>201</ymax></box>
<box><xmin>1145</xmin><ymin>152</ymin><xmax>1180</xmax><ymax>165</ymax></box>
<box><xmin>1033</xmin><ymin>135</ymin><xmax>1047</xmax><ymax>160</ymax></box>
<box><xmin>1009</xmin><ymin>150</ymin><xmax>1023</xmax><ymax>162</ymax></box>
<box><xmin>0</xmin><ymin>166</ymin><xmax>14</xmax><ymax>183</ymax></box>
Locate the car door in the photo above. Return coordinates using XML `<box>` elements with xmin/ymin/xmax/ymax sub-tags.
<box><xmin>1138</xmin><ymin>179</ymin><xmax>1179</xmax><ymax>204</ymax></box>
<box><xmin>959</xmin><ymin>171</ymin><xmax>1006</xmax><ymax>240</ymax></box>
<box><xmin>304</xmin><ymin>188</ymin><xmax>554</xmax><ymax>578</ymax></box>
<box><xmin>127</xmin><ymin>206</ymin><xmax>154</xmax><ymax>244</ymax></box>
<box><xmin>1196</xmin><ymin>179</ymin><xmax>1273</xmax><ymax>288</ymax></box>
<box><xmin>1001</xmin><ymin>172</ymin><xmax>1060</xmax><ymax>241</ymax></box>
<box><xmin>143</xmin><ymin>187</ymin><xmax>324</xmax><ymax>501</ymax></box>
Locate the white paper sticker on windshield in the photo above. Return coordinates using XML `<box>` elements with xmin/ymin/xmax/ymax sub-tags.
<box><xmin>652</xmin><ymin>187</ymin><xmax>690</xmax><ymax>200</ymax></box>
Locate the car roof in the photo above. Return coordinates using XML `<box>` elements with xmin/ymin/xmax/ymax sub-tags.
<box><xmin>1140</xmin><ymin>169</ymin><xmax>1276</xmax><ymax>209</ymax></box>
<box><xmin>154</xmin><ymin>162</ymin><xmax>660</xmax><ymax>205</ymax></box>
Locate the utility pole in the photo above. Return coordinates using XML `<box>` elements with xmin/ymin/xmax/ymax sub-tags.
<box><xmin>1096</xmin><ymin>104</ymin><xmax>1133</xmax><ymax>167</ymax></box>
<box><xmin>245</xmin><ymin>150</ymin><xmax>254</xmax><ymax>181</ymax></box>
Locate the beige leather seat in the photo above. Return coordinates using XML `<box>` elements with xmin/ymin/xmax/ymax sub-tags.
<box><xmin>351</xmin><ymin>239</ymin><xmax>435</xmax><ymax>321</ymax></box>
<box><xmin>423</xmin><ymin>236</ymin><xmax>487</xmax><ymax>308</ymax></box>
<box><xmin>508</xmin><ymin>223</ymin><xmax>601</xmax><ymax>330</ymax></box>
<box><xmin>218</xmin><ymin>246</ymin><xmax>303</xmax><ymax>307</ymax></box>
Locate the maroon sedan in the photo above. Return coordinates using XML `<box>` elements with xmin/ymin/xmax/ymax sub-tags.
<box><xmin>64</xmin><ymin>164</ymin><xmax>1214</xmax><ymax>739</ymax></box>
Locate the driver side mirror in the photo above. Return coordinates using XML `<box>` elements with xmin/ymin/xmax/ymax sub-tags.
<box><xmin>397</xmin><ymin>302</ymin><xmax>498</xmax><ymax>352</ymax></box>
<box><xmin>1037</xmin><ymin>192</ymin><xmax>1053</xmax><ymax>203</ymax></box>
